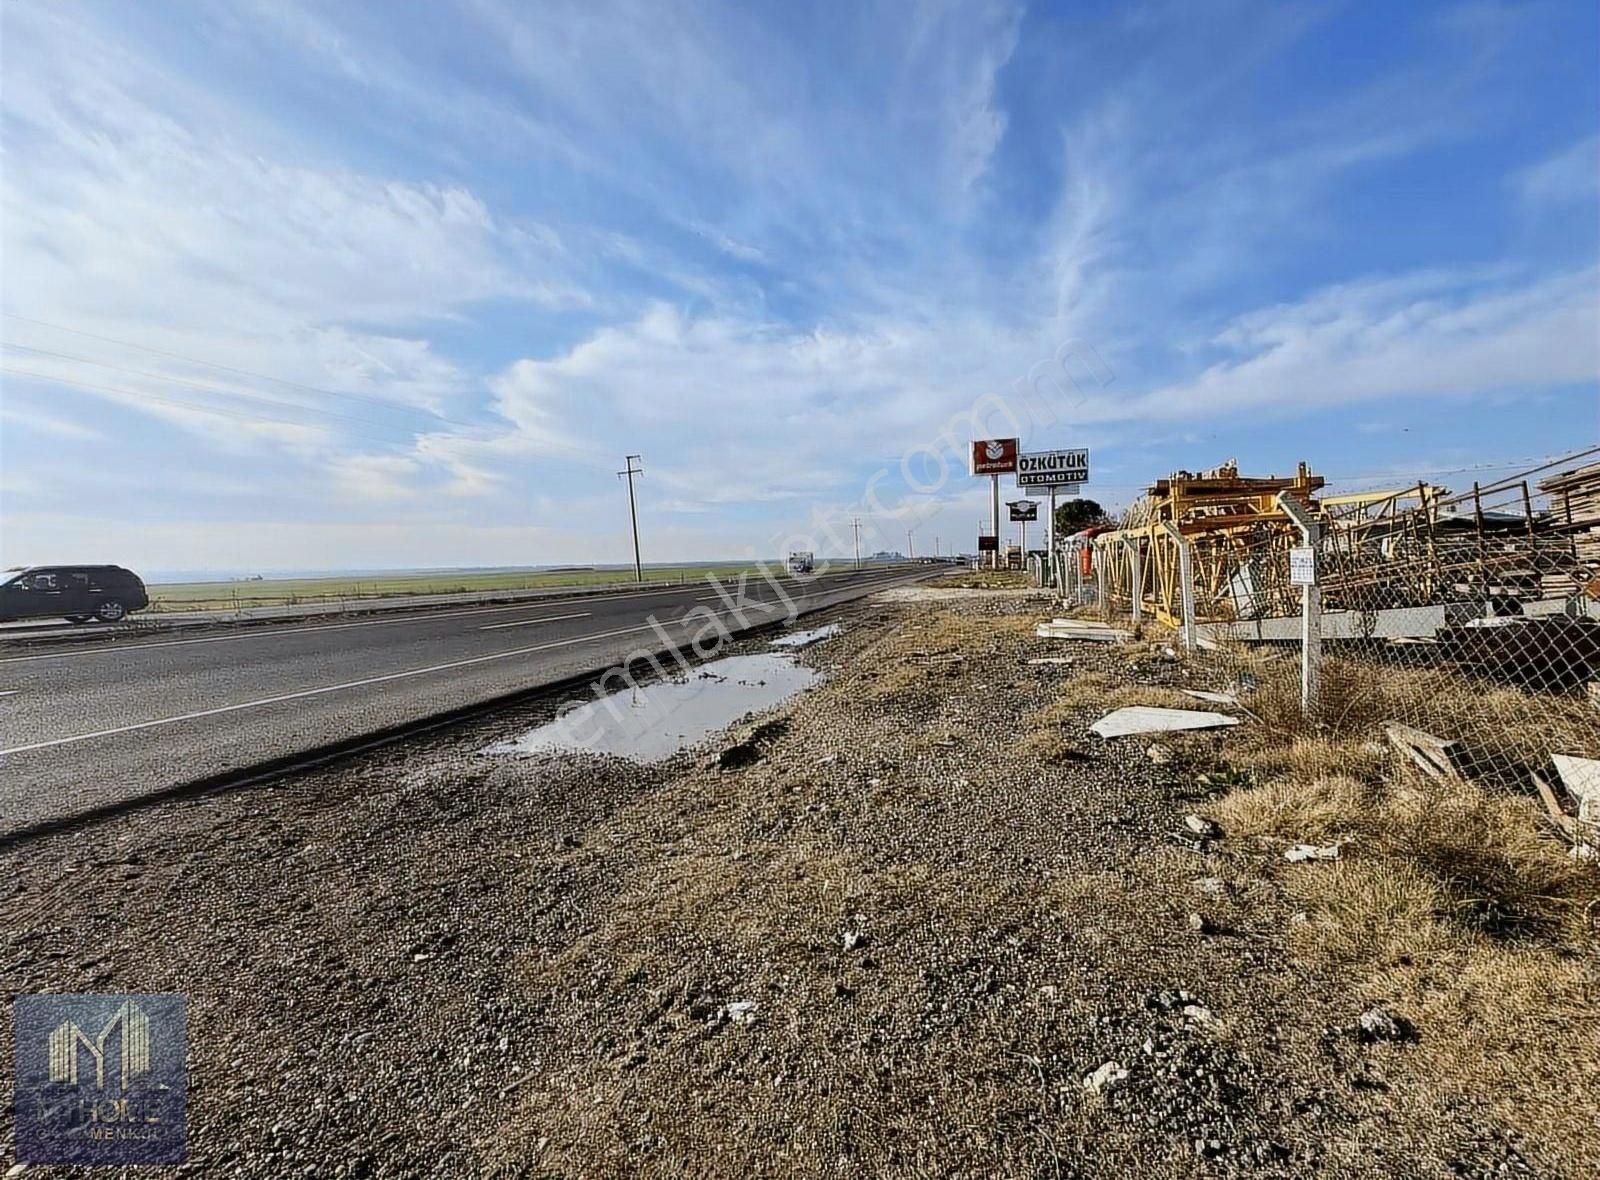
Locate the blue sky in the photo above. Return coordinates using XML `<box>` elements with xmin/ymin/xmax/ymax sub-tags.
<box><xmin>1</xmin><ymin>0</ymin><xmax>1596</xmax><ymax>572</ymax></box>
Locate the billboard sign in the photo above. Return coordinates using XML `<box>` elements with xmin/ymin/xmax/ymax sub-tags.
<box><xmin>970</xmin><ymin>438</ymin><xmax>1020</xmax><ymax>475</ymax></box>
<box><xmin>977</xmin><ymin>535</ymin><xmax>999</xmax><ymax>552</ymax></box>
<box><xmin>1016</xmin><ymin>447</ymin><xmax>1089</xmax><ymax>489</ymax></box>
<box><xmin>1007</xmin><ymin>500</ymin><xmax>1038</xmax><ymax>522</ymax></box>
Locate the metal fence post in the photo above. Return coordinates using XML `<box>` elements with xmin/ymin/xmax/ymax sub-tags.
<box><xmin>1275</xmin><ymin>491</ymin><xmax>1322</xmax><ymax>714</ymax></box>
<box><xmin>1127</xmin><ymin>538</ymin><xmax>1143</xmax><ymax>625</ymax></box>
<box><xmin>1096</xmin><ymin>541</ymin><xmax>1110</xmax><ymax>621</ymax></box>
<box><xmin>1162</xmin><ymin>522</ymin><xmax>1197</xmax><ymax>650</ymax></box>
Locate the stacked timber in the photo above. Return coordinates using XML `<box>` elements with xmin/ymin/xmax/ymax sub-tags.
<box><xmin>1539</xmin><ymin>462</ymin><xmax>1600</xmax><ymax>568</ymax></box>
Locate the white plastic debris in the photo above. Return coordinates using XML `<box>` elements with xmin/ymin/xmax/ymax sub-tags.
<box><xmin>1284</xmin><ymin>843</ymin><xmax>1341</xmax><ymax>863</ymax></box>
<box><xmin>1083</xmin><ymin>1061</ymin><xmax>1129</xmax><ymax>1093</ymax></box>
<box><xmin>722</xmin><ymin>1001</ymin><xmax>759</xmax><ymax>1026</ymax></box>
<box><xmin>1090</xmin><ymin>707</ymin><xmax>1241</xmax><ymax>739</ymax></box>
<box><xmin>1553</xmin><ymin>753</ymin><xmax>1600</xmax><ymax>822</ymax></box>
<box><xmin>1184</xmin><ymin>814</ymin><xmax>1221</xmax><ymax>839</ymax></box>
<box><xmin>1026</xmin><ymin>657</ymin><xmax>1075</xmax><ymax>665</ymax></box>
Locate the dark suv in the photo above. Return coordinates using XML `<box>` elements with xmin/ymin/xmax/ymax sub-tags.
<box><xmin>0</xmin><ymin>565</ymin><xmax>151</xmax><ymax>624</ymax></box>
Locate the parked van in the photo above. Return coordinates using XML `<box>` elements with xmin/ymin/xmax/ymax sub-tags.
<box><xmin>787</xmin><ymin>551</ymin><xmax>815</xmax><ymax>575</ymax></box>
<box><xmin>0</xmin><ymin>565</ymin><xmax>150</xmax><ymax>623</ymax></box>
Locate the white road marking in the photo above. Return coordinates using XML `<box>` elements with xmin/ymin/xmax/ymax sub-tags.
<box><xmin>0</xmin><ymin>568</ymin><xmax>891</xmax><ymax>664</ymax></box>
<box><xmin>0</xmin><ymin>598</ymin><xmax>678</xmax><ymax>665</ymax></box>
<box><xmin>0</xmin><ymin>569</ymin><xmax>931</xmax><ymax>756</ymax></box>
<box><xmin>478</xmin><ymin>611</ymin><xmax>590</xmax><ymax>631</ymax></box>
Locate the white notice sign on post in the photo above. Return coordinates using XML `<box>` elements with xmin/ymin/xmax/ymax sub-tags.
<box><xmin>1289</xmin><ymin>546</ymin><xmax>1317</xmax><ymax>586</ymax></box>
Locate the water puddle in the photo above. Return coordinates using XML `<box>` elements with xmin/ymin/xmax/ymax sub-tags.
<box><xmin>483</xmin><ymin>652</ymin><xmax>821</xmax><ymax>763</ymax></box>
<box><xmin>769</xmin><ymin>623</ymin><xmax>842</xmax><ymax>648</ymax></box>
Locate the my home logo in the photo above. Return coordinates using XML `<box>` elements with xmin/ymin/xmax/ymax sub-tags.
<box><xmin>14</xmin><ymin>993</ymin><xmax>187</xmax><ymax>1165</ymax></box>
<box><xmin>48</xmin><ymin>999</ymin><xmax>152</xmax><ymax>1088</ymax></box>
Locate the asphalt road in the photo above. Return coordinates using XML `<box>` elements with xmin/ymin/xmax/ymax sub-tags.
<box><xmin>0</xmin><ymin>565</ymin><xmax>940</xmax><ymax>837</ymax></box>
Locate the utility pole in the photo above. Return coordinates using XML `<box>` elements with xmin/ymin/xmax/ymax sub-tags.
<box><xmin>851</xmin><ymin>518</ymin><xmax>861</xmax><ymax>569</ymax></box>
<box><xmin>618</xmin><ymin>454</ymin><xmax>644</xmax><ymax>582</ymax></box>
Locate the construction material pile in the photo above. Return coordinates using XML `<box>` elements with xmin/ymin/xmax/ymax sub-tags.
<box><xmin>1539</xmin><ymin>460</ymin><xmax>1600</xmax><ymax>570</ymax></box>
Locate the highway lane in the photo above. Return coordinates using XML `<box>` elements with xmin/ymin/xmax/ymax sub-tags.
<box><xmin>0</xmin><ymin>565</ymin><xmax>937</xmax><ymax>835</ymax></box>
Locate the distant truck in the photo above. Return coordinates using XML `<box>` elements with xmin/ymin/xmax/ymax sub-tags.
<box><xmin>787</xmin><ymin>551</ymin><xmax>815</xmax><ymax>575</ymax></box>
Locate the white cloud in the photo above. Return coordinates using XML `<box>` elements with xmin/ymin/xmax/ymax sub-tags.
<box><xmin>1125</xmin><ymin>268</ymin><xmax>1600</xmax><ymax>420</ymax></box>
<box><xmin>1515</xmin><ymin>135</ymin><xmax>1600</xmax><ymax>206</ymax></box>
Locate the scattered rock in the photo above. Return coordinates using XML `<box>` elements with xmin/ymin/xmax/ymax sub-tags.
<box><xmin>720</xmin><ymin>1001</ymin><xmax>759</xmax><ymax>1026</ymax></box>
<box><xmin>1284</xmin><ymin>843</ymin><xmax>1340</xmax><ymax>863</ymax></box>
<box><xmin>1182</xmin><ymin>1004</ymin><xmax>1219</xmax><ymax>1028</ymax></box>
<box><xmin>841</xmin><ymin>930</ymin><xmax>867</xmax><ymax>952</ymax></box>
<box><xmin>1356</xmin><ymin>1005</ymin><xmax>1415</xmax><ymax>1044</ymax></box>
<box><xmin>1146</xmin><ymin>743</ymin><xmax>1171</xmax><ymax>765</ymax></box>
<box><xmin>1193</xmin><ymin>876</ymin><xmax>1226</xmax><ymax>895</ymax></box>
<box><xmin>1184</xmin><ymin>815</ymin><xmax>1222</xmax><ymax>839</ymax></box>
<box><xmin>1145</xmin><ymin>989</ymin><xmax>1201</xmax><ymax>1012</ymax></box>
<box><xmin>1083</xmin><ymin>1060</ymin><xmax>1129</xmax><ymax>1093</ymax></box>
<box><xmin>1187</xmin><ymin>912</ymin><xmax>1211</xmax><ymax>935</ymax></box>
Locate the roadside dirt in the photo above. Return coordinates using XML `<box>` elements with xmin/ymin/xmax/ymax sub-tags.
<box><xmin>2</xmin><ymin>593</ymin><xmax>1592</xmax><ymax>1178</ymax></box>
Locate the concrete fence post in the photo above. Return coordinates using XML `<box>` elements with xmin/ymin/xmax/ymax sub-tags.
<box><xmin>1161</xmin><ymin>522</ymin><xmax>1197</xmax><ymax>651</ymax></box>
<box><xmin>1275</xmin><ymin>491</ymin><xmax>1322</xmax><ymax>714</ymax></box>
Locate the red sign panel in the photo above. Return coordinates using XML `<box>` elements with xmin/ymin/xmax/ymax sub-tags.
<box><xmin>970</xmin><ymin>438</ymin><xmax>1019</xmax><ymax>475</ymax></box>
<box><xmin>977</xmin><ymin>535</ymin><xmax>999</xmax><ymax>552</ymax></box>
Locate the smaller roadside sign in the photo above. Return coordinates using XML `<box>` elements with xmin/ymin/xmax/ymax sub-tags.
<box><xmin>1016</xmin><ymin>447</ymin><xmax>1089</xmax><ymax>488</ymax></box>
<box><xmin>1007</xmin><ymin>500</ymin><xmax>1038</xmax><ymax>522</ymax></box>
<box><xmin>970</xmin><ymin>438</ymin><xmax>1020</xmax><ymax>475</ymax></box>
<box><xmin>1289</xmin><ymin>546</ymin><xmax>1317</xmax><ymax>586</ymax></box>
<box><xmin>977</xmin><ymin>534</ymin><xmax>999</xmax><ymax>552</ymax></box>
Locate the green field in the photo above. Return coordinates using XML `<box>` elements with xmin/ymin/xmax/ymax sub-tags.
<box><xmin>146</xmin><ymin>564</ymin><xmax>769</xmax><ymax>612</ymax></box>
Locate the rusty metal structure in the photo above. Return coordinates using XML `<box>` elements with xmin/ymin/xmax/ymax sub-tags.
<box><xmin>1091</xmin><ymin>461</ymin><xmax>1326</xmax><ymax>626</ymax></box>
<box><xmin>1083</xmin><ymin>450</ymin><xmax>1600</xmax><ymax>631</ymax></box>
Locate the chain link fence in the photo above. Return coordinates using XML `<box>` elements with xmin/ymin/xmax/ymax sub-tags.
<box><xmin>1047</xmin><ymin>458</ymin><xmax>1600</xmax><ymax>845</ymax></box>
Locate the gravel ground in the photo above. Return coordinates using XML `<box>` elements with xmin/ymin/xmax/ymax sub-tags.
<box><xmin>0</xmin><ymin>594</ymin><xmax>1581</xmax><ymax>1178</ymax></box>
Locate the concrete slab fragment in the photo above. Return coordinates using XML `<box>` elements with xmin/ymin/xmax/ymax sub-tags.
<box><xmin>1089</xmin><ymin>706</ymin><xmax>1242</xmax><ymax>739</ymax></box>
<box><xmin>1036</xmin><ymin>621</ymin><xmax>1131</xmax><ymax>643</ymax></box>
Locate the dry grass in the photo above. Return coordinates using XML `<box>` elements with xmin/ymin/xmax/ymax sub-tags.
<box><xmin>1041</xmin><ymin>670</ymin><xmax>1196</xmax><ymax>716</ymax></box>
<box><xmin>930</xmin><ymin>569</ymin><xmax>1032</xmax><ymax>590</ymax></box>
<box><xmin>1212</xmin><ymin>754</ymin><xmax>1600</xmax><ymax>1165</ymax></box>
<box><xmin>1226</xmin><ymin>734</ymin><xmax>1388</xmax><ymax>784</ymax></box>
<box><xmin>1018</xmin><ymin>725</ymin><xmax>1087</xmax><ymax>765</ymax></box>
<box><xmin>1200</xmin><ymin>644</ymin><xmax>1600</xmax><ymax>1168</ymax></box>
<box><xmin>1218</xmin><ymin>646</ymin><xmax>1600</xmax><ymax>786</ymax></box>
<box><xmin>1213</xmin><ymin>775</ymin><xmax>1379</xmax><ymax>845</ymax></box>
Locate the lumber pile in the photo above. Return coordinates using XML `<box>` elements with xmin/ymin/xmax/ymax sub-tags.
<box><xmin>1539</xmin><ymin>461</ymin><xmax>1600</xmax><ymax>567</ymax></box>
